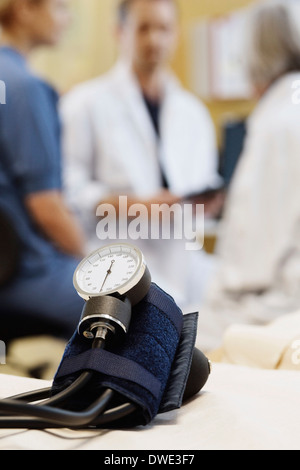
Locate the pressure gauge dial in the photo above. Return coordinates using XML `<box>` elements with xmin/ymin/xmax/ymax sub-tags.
<box><xmin>73</xmin><ymin>243</ymin><xmax>151</xmax><ymax>306</ymax></box>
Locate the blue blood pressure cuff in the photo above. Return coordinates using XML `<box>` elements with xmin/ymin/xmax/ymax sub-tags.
<box><xmin>52</xmin><ymin>283</ymin><xmax>200</xmax><ymax>427</ymax></box>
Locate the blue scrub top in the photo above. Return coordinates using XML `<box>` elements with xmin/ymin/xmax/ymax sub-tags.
<box><xmin>0</xmin><ymin>46</ymin><xmax>65</xmax><ymax>276</ymax></box>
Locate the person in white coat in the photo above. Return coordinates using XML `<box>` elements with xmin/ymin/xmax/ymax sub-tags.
<box><xmin>196</xmin><ymin>0</ymin><xmax>300</xmax><ymax>352</ymax></box>
<box><xmin>61</xmin><ymin>0</ymin><xmax>222</xmax><ymax>306</ymax></box>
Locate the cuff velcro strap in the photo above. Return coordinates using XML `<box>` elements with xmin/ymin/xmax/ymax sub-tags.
<box><xmin>159</xmin><ymin>312</ymin><xmax>199</xmax><ymax>413</ymax></box>
<box><xmin>54</xmin><ymin>348</ymin><xmax>162</xmax><ymax>402</ymax></box>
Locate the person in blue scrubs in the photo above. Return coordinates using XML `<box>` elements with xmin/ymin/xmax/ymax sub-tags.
<box><xmin>0</xmin><ymin>0</ymin><xmax>86</xmax><ymax>341</ymax></box>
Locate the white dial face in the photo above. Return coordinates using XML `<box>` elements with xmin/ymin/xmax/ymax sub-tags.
<box><xmin>74</xmin><ymin>244</ymin><xmax>143</xmax><ymax>298</ymax></box>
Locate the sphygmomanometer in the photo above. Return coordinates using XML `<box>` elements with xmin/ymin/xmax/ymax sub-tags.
<box><xmin>0</xmin><ymin>243</ymin><xmax>210</xmax><ymax>429</ymax></box>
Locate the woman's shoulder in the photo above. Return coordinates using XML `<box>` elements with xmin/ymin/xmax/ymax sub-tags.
<box><xmin>249</xmin><ymin>73</ymin><xmax>300</xmax><ymax>132</ymax></box>
<box><xmin>0</xmin><ymin>48</ymin><xmax>58</xmax><ymax>106</ymax></box>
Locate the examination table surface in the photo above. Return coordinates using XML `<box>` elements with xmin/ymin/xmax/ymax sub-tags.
<box><xmin>0</xmin><ymin>363</ymin><xmax>299</xmax><ymax>450</ymax></box>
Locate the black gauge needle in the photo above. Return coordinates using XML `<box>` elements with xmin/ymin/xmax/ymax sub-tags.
<box><xmin>100</xmin><ymin>260</ymin><xmax>115</xmax><ymax>292</ymax></box>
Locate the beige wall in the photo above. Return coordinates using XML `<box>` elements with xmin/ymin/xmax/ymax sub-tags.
<box><xmin>172</xmin><ymin>0</ymin><xmax>257</xmax><ymax>144</ymax></box>
<box><xmin>31</xmin><ymin>0</ymin><xmax>257</xmax><ymax>145</ymax></box>
<box><xmin>31</xmin><ymin>0</ymin><xmax>119</xmax><ymax>92</ymax></box>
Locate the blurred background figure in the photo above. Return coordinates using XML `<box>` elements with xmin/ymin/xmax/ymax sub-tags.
<box><xmin>62</xmin><ymin>0</ymin><xmax>220</xmax><ymax>303</ymax></box>
<box><xmin>0</xmin><ymin>0</ymin><xmax>86</xmax><ymax>343</ymax></box>
<box><xmin>196</xmin><ymin>0</ymin><xmax>300</xmax><ymax>352</ymax></box>
<box><xmin>60</xmin><ymin>0</ymin><xmax>223</xmax><ymax>307</ymax></box>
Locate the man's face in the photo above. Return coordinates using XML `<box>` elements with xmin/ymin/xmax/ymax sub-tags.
<box><xmin>26</xmin><ymin>0</ymin><xmax>72</xmax><ymax>46</ymax></box>
<box><xmin>120</xmin><ymin>0</ymin><xmax>179</xmax><ymax>72</ymax></box>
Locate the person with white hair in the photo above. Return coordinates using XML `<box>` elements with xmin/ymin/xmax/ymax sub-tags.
<box><xmin>196</xmin><ymin>0</ymin><xmax>300</xmax><ymax>352</ymax></box>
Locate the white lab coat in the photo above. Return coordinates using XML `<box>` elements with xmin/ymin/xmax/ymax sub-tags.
<box><xmin>195</xmin><ymin>72</ymin><xmax>300</xmax><ymax>352</ymax></box>
<box><xmin>60</xmin><ymin>60</ymin><xmax>221</xmax><ymax>307</ymax></box>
